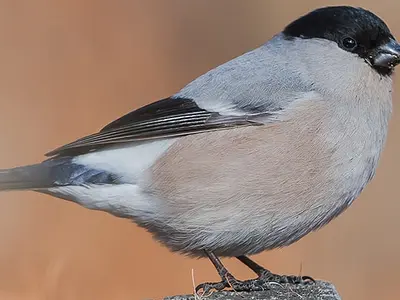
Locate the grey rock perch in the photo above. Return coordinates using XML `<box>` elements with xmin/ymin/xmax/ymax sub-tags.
<box><xmin>164</xmin><ymin>281</ymin><xmax>341</xmax><ymax>300</ymax></box>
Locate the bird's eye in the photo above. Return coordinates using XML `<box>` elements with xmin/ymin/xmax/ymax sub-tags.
<box><xmin>342</xmin><ymin>37</ymin><xmax>357</xmax><ymax>50</ymax></box>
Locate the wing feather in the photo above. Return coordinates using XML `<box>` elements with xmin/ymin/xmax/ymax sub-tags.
<box><xmin>45</xmin><ymin>97</ymin><xmax>265</xmax><ymax>157</ymax></box>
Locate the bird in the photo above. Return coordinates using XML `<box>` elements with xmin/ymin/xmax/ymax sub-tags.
<box><xmin>0</xmin><ymin>5</ymin><xmax>399</xmax><ymax>294</ymax></box>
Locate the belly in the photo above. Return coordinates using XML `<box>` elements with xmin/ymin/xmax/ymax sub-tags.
<box><xmin>138</xmin><ymin>116</ymin><xmax>382</xmax><ymax>257</ymax></box>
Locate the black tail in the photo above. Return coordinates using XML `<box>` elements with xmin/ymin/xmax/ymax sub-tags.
<box><xmin>0</xmin><ymin>157</ymin><xmax>77</xmax><ymax>191</ymax></box>
<box><xmin>0</xmin><ymin>157</ymin><xmax>121</xmax><ymax>192</ymax></box>
<box><xmin>0</xmin><ymin>162</ymin><xmax>58</xmax><ymax>191</ymax></box>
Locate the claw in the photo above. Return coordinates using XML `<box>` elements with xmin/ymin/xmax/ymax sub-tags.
<box><xmin>301</xmin><ymin>275</ymin><xmax>316</xmax><ymax>283</ymax></box>
<box><xmin>195</xmin><ymin>280</ymin><xmax>228</xmax><ymax>296</ymax></box>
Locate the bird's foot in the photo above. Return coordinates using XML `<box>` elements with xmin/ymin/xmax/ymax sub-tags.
<box><xmin>195</xmin><ymin>279</ymin><xmax>228</xmax><ymax>296</ymax></box>
<box><xmin>195</xmin><ymin>271</ymin><xmax>315</xmax><ymax>295</ymax></box>
<box><xmin>235</xmin><ymin>255</ymin><xmax>315</xmax><ymax>286</ymax></box>
<box><xmin>258</xmin><ymin>269</ymin><xmax>315</xmax><ymax>284</ymax></box>
<box><xmin>195</xmin><ymin>273</ymin><xmax>267</xmax><ymax>296</ymax></box>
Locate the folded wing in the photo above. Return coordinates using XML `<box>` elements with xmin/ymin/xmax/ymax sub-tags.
<box><xmin>46</xmin><ymin>97</ymin><xmax>266</xmax><ymax>158</ymax></box>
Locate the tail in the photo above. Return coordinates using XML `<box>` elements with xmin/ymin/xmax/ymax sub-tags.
<box><xmin>0</xmin><ymin>157</ymin><xmax>122</xmax><ymax>192</ymax></box>
<box><xmin>0</xmin><ymin>161</ymin><xmax>63</xmax><ymax>191</ymax></box>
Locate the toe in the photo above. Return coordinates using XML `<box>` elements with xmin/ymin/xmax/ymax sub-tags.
<box><xmin>195</xmin><ymin>281</ymin><xmax>227</xmax><ymax>295</ymax></box>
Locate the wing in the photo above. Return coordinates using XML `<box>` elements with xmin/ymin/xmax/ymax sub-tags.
<box><xmin>46</xmin><ymin>38</ymin><xmax>314</xmax><ymax>158</ymax></box>
<box><xmin>45</xmin><ymin>97</ymin><xmax>267</xmax><ymax>158</ymax></box>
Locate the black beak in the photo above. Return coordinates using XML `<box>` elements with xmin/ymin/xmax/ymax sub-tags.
<box><xmin>371</xmin><ymin>38</ymin><xmax>400</xmax><ymax>69</ymax></box>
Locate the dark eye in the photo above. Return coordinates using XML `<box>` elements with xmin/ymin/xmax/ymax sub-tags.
<box><xmin>342</xmin><ymin>37</ymin><xmax>357</xmax><ymax>50</ymax></box>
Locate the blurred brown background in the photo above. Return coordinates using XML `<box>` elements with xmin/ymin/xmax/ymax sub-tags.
<box><xmin>0</xmin><ymin>0</ymin><xmax>398</xmax><ymax>299</ymax></box>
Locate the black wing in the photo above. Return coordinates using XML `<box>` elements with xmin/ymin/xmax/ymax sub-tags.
<box><xmin>45</xmin><ymin>97</ymin><xmax>265</xmax><ymax>157</ymax></box>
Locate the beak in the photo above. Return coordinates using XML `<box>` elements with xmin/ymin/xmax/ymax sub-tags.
<box><xmin>371</xmin><ymin>38</ymin><xmax>400</xmax><ymax>69</ymax></box>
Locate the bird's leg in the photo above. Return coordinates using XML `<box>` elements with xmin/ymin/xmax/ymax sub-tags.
<box><xmin>196</xmin><ymin>252</ymin><xmax>315</xmax><ymax>295</ymax></box>
<box><xmin>236</xmin><ymin>255</ymin><xmax>315</xmax><ymax>284</ymax></box>
<box><xmin>196</xmin><ymin>251</ymin><xmax>266</xmax><ymax>295</ymax></box>
<box><xmin>195</xmin><ymin>251</ymin><xmax>232</xmax><ymax>295</ymax></box>
<box><xmin>236</xmin><ymin>255</ymin><xmax>269</xmax><ymax>276</ymax></box>
<box><xmin>196</xmin><ymin>251</ymin><xmax>235</xmax><ymax>295</ymax></box>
